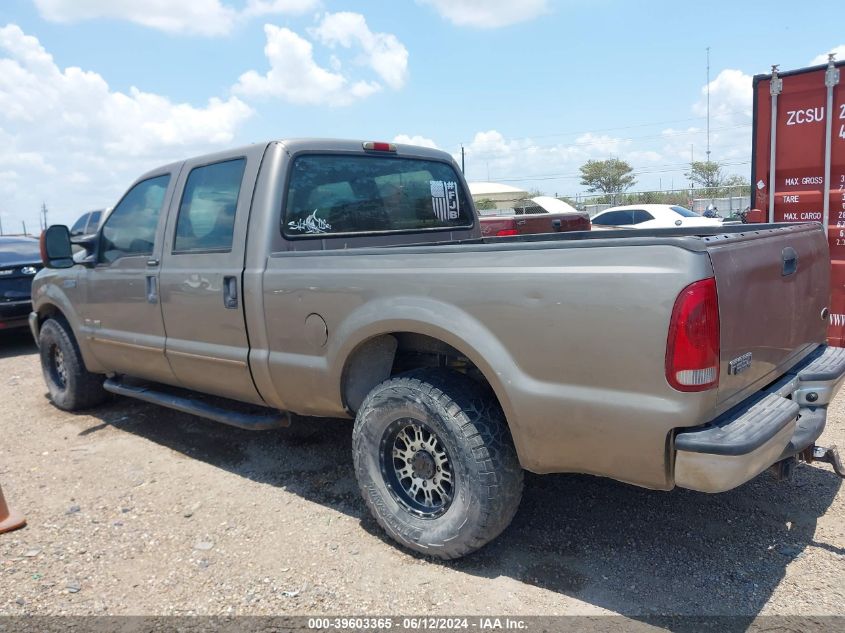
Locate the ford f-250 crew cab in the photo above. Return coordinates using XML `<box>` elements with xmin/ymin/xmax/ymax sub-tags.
<box><xmin>32</xmin><ymin>139</ymin><xmax>845</xmax><ymax>559</ymax></box>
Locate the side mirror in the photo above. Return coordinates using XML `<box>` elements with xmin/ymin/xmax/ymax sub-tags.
<box><xmin>40</xmin><ymin>225</ymin><xmax>75</xmax><ymax>269</ymax></box>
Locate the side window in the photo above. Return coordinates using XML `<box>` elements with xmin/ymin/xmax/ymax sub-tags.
<box><xmin>99</xmin><ymin>175</ymin><xmax>170</xmax><ymax>264</ymax></box>
<box><xmin>594</xmin><ymin>211</ymin><xmax>629</xmax><ymax>225</ymax></box>
<box><xmin>631</xmin><ymin>210</ymin><xmax>654</xmax><ymax>224</ymax></box>
<box><xmin>87</xmin><ymin>210</ymin><xmax>102</xmax><ymax>233</ymax></box>
<box><xmin>174</xmin><ymin>158</ymin><xmax>246</xmax><ymax>253</ymax></box>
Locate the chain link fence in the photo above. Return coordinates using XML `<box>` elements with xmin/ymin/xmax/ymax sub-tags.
<box><xmin>565</xmin><ymin>186</ymin><xmax>752</xmax><ymax>219</ymax></box>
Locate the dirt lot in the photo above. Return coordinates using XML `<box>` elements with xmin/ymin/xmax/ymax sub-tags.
<box><xmin>0</xmin><ymin>328</ymin><xmax>843</xmax><ymax>618</ymax></box>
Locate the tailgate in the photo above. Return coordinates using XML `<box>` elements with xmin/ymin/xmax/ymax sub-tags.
<box><xmin>708</xmin><ymin>224</ymin><xmax>829</xmax><ymax>406</ymax></box>
<box><xmin>516</xmin><ymin>212</ymin><xmax>590</xmax><ymax>235</ymax></box>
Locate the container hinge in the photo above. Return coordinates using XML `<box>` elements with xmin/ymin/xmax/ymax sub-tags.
<box><xmin>770</xmin><ymin>65</ymin><xmax>783</xmax><ymax>96</ymax></box>
<box><xmin>825</xmin><ymin>54</ymin><xmax>840</xmax><ymax>87</ymax></box>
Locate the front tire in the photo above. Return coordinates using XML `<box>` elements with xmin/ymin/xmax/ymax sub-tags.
<box><xmin>352</xmin><ymin>369</ymin><xmax>523</xmax><ymax>559</ymax></box>
<box><xmin>39</xmin><ymin>318</ymin><xmax>107</xmax><ymax>411</ymax></box>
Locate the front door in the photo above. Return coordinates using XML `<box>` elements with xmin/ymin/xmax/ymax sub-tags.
<box><xmin>158</xmin><ymin>149</ymin><xmax>264</xmax><ymax>405</ymax></box>
<box><xmin>81</xmin><ymin>171</ymin><xmax>180</xmax><ymax>384</ymax></box>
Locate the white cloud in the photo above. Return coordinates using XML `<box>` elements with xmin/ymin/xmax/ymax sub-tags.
<box><xmin>692</xmin><ymin>68</ymin><xmax>752</xmax><ymax>125</ymax></box>
<box><xmin>312</xmin><ymin>12</ymin><xmax>408</xmax><ymax>90</ymax></box>
<box><xmin>458</xmin><ymin>129</ymin><xmax>644</xmax><ymax>191</ymax></box>
<box><xmin>658</xmin><ymin>68</ymin><xmax>753</xmax><ymax>168</ymax></box>
<box><xmin>243</xmin><ymin>0</ymin><xmax>321</xmax><ymax>17</ymax></box>
<box><xmin>233</xmin><ymin>16</ymin><xmax>407</xmax><ymax>106</ymax></box>
<box><xmin>33</xmin><ymin>0</ymin><xmax>323</xmax><ymax>36</ymax></box>
<box><xmin>33</xmin><ymin>0</ymin><xmax>239</xmax><ymax>36</ymax></box>
<box><xmin>393</xmin><ymin>134</ymin><xmax>438</xmax><ymax>149</ymax></box>
<box><xmin>233</xmin><ymin>25</ymin><xmax>380</xmax><ymax>106</ymax></box>
<box><xmin>0</xmin><ymin>24</ymin><xmax>253</xmax><ymax>228</ymax></box>
<box><xmin>810</xmin><ymin>45</ymin><xmax>845</xmax><ymax>66</ymax></box>
<box><xmin>419</xmin><ymin>0</ymin><xmax>548</xmax><ymax>28</ymax></box>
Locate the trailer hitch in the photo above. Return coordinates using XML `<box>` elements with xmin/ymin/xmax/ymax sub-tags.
<box><xmin>802</xmin><ymin>445</ymin><xmax>845</xmax><ymax>478</ymax></box>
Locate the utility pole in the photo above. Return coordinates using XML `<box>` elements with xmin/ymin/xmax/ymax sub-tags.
<box><xmin>706</xmin><ymin>46</ymin><xmax>711</xmax><ymax>162</ymax></box>
<box><xmin>690</xmin><ymin>144</ymin><xmax>695</xmax><ymax>193</ymax></box>
<box><xmin>460</xmin><ymin>144</ymin><xmax>465</xmax><ymax>175</ymax></box>
<box><xmin>0</xmin><ymin>214</ymin><xmax>3</xmax><ymax>236</ymax></box>
<box><xmin>22</xmin><ymin>221</ymin><xmax>27</xmax><ymax>236</ymax></box>
<box><xmin>41</xmin><ymin>202</ymin><xmax>48</xmax><ymax>230</ymax></box>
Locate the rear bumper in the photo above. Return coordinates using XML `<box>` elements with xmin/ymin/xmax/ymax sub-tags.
<box><xmin>0</xmin><ymin>299</ymin><xmax>32</xmax><ymax>330</ymax></box>
<box><xmin>674</xmin><ymin>345</ymin><xmax>845</xmax><ymax>493</ymax></box>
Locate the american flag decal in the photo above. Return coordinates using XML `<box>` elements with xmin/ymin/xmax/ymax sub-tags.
<box><xmin>430</xmin><ymin>180</ymin><xmax>460</xmax><ymax>222</ymax></box>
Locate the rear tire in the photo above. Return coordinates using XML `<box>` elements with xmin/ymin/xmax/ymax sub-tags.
<box><xmin>352</xmin><ymin>369</ymin><xmax>523</xmax><ymax>559</ymax></box>
<box><xmin>39</xmin><ymin>318</ymin><xmax>108</xmax><ymax>411</ymax></box>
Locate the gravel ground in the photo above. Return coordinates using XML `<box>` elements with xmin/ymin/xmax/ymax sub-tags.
<box><xmin>0</xmin><ymin>328</ymin><xmax>843</xmax><ymax>618</ymax></box>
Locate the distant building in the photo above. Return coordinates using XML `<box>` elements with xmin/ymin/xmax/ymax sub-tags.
<box><xmin>467</xmin><ymin>182</ymin><xmax>529</xmax><ymax>210</ymax></box>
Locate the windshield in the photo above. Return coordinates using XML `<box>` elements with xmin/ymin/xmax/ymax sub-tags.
<box><xmin>70</xmin><ymin>214</ymin><xmax>89</xmax><ymax>235</ymax></box>
<box><xmin>670</xmin><ymin>205</ymin><xmax>702</xmax><ymax>218</ymax></box>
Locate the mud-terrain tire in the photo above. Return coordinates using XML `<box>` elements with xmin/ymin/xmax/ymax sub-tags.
<box><xmin>352</xmin><ymin>369</ymin><xmax>523</xmax><ymax>559</ymax></box>
<box><xmin>39</xmin><ymin>318</ymin><xmax>108</xmax><ymax>411</ymax></box>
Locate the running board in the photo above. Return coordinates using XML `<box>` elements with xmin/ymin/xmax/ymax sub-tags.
<box><xmin>103</xmin><ymin>378</ymin><xmax>291</xmax><ymax>430</ymax></box>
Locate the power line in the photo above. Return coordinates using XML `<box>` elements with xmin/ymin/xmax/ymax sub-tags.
<box><xmin>467</xmin><ymin>123</ymin><xmax>752</xmax><ymax>159</ymax></box>
<box><xmin>491</xmin><ymin>160</ymin><xmax>751</xmax><ymax>183</ymax></box>
<box><xmin>465</xmin><ymin>108</ymin><xmax>751</xmax><ymax>145</ymax></box>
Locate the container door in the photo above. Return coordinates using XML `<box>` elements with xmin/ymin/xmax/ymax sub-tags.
<box><xmin>752</xmin><ymin>62</ymin><xmax>845</xmax><ymax>345</ymax></box>
<box><xmin>159</xmin><ymin>149</ymin><xmax>264</xmax><ymax>405</ymax></box>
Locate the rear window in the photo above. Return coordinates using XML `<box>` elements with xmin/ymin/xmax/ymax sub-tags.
<box><xmin>283</xmin><ymin>155</ymin><xmax>473</xmax><ymax>238</ymax></box>
<box><xmin>631</xmin><ymin>210</ymin><xmax>654</xmax><ymax>224</ymax></box>
<box><xmin>671</xmin><ymin>205</ymin><xmax>701</xmax><ymax>218</ymax></box>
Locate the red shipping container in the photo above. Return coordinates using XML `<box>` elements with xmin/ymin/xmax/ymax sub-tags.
<box><xmin>752</xmin><ymin>57</ymin><xmax>845</xmax><ymax>345</ymax></box>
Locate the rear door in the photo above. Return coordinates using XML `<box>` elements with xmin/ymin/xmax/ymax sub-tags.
<box><xmin>158</xmin><ymin>146</ymin><xmax>265</xmax><ymax>405</ymax></box>
<box><xmin>708</xmin><ymin>224</ymin><xmax>829</xmax><ymax>407</ymax></box>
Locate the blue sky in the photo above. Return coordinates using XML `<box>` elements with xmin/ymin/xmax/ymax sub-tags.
<box><xmin>0</xmin><ymin>0</ymin><xmax>843</xmax><ymax>230</ymax></box>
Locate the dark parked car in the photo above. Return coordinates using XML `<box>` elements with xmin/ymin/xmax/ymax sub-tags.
<box><xmin>0</xmin><ymin>236</ymin><xmax>41</xmax><ymax>330</ymax></box>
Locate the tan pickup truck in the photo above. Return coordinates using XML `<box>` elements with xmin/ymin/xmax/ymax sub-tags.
<box><xmin>32</xmin><ymin>139</ymin><xmax>845</xmax><ymax>559</ymax></box>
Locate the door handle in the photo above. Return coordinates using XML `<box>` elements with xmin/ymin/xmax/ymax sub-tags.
<box><xmin>782</xmin><ymin>247</ymin><xmax>798</xmax><ymax>277</ymax></box>
<box><xmin>223</xmin><ymin>276</ymin><xmax>238</xmax><ymax>309</ymax></box>
<box><xmin>147</xmin><ymin>258</ymin><xmax>159</xmax><ymax>267</ymax></box>
<box><xmin>145</xmin><ymin>275</ymin><xmax>158</xmax><ymax>304</ymax></box>
<box><xmin>552</xmin><ymin>219</ymin><xmax>562</xmax><ymax>231</ymax></box>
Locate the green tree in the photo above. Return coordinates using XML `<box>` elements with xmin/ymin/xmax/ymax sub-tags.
<box><xmin>723</xmin><ymin>174</ymin><xmax>750</xmax><ymax>187</ymax></box>
<box><xmin>474</xmin><ymin>198</ymin><xmax>497</xmax><ymax>211</ymax></box>
<box><xmin>579</xmin><ymin>159</ymin><xmax>637</xmax><ymax>199</ymax></box>
<box><xmin>685</xmin><ymin>160</ymin><xmax>726</xmax><ymax>188</ymax></box>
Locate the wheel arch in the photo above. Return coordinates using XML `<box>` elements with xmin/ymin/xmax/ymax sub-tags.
<box><xmin>33</xmin><ymin>293</ymin><xmax>104</xmax><ymax>374</ymax></box>
<box><xmin>333</xmin><ymin>302</ymin><xmax>528</xmax><ymax>464</ymax></box>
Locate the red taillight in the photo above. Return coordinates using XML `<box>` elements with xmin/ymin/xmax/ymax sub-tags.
<box><xmin>496</xmin><ymin>229</ymin><xmax>519</xmax><ymax>237</ymax></box>
<box><xmin>666</xmin><ymin>277</ymin><xmax>720</xmax><ymax>392</ymax></box>
<box><xmin>363</xmin><ymin>141</ymin><xmax>396</xmax><ymax>152</ymax></box>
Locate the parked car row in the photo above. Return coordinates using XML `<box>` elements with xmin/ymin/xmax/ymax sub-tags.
<box><xmin>479</xmin><ymin>201</ymin><xmax>724</xmax><ymax>237</ymax></box>
<box><xmin>0</xmin><ymin>236</ymin><xmax>41</xmax><ymax>330</ymax></box>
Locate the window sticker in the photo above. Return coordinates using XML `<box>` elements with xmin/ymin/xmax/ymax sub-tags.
<box><xmin>288</xmin><ymin>209</ymin><xmax>333</xmax><ymax>234</ymax></box>
<box><xmin>429</xmin><ymin>180</ymin><xmax>460</xmax><ymax>222</ymax></box>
